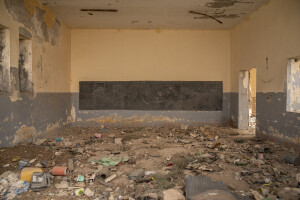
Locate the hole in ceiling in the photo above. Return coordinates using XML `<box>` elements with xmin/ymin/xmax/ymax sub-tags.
<box><xmin>81</xmin><ymin>9</ymin><xmax>118</xmax><ymax>12</ymax></box>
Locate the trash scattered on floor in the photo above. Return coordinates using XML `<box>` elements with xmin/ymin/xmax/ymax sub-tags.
<box><xmin>0</xmin><ymin>171</ymin><xmax>30</xmax><ymax>199</ymax></box>
<box><xmin>0</xmin><ymin>126</ymin><xmax>299</xmax><ymax>199</ymax></box>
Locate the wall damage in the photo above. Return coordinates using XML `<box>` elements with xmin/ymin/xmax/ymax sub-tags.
<box><xmin>0</xmin><ymin>28</ymin><xmax>10</xmax><ymax>92</ymax></box>
<box><xmin>0</xmin><ymin>0</ymin><xmax>71</xmax><ymax>147</ymax></box>
<box><xmin>4</xmin><ymin>0</ymin><xmax>61</xmax><ymax>45</ymax></box>
<box><xmin>287</xmin><ymin>58</ymin><xmax>300</xmax><ymax>112</ymax></box>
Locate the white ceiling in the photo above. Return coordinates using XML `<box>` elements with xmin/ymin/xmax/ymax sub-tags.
<box><xmin>39</xmin><ymin>0</ymin><xmax>268</xmax><ymax>29</ymax></box>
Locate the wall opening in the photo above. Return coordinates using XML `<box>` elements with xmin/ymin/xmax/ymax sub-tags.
<box><xmin>19</xmin><ymin>35</ymin><xmax>33</xmax><ymax>94</ymax></box>
<box><xmin>0</xmin><ymin>25</ymin><xmax>10</xmax><ymax>93</ymax></box>
<box><xmin>238</xmin><ymin>68</ymin><xmax>256</xmax><ymax>133</ymax></box>
<box><xmin>287</xmin><ymin>57</ymin><xmax>300</xmax><ymax>112</ymax></box>
<box><xmin>248</xmin><ymin>68</ymin><xmax>256</xmax><ymax>130</ymax></box>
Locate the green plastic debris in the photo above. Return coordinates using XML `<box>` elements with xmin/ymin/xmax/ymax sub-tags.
<box><xmin>235</xmin><ymin>161</ymin><xmax>248</xmax><ymax>166</ymax></box>
<box><xmin>90</xmin><ymin>156</ymin><xmax>130</xmax><ymax>166</ymax></box>
<box><xmin>77</xmin><ymin>175</ymin><xmax>84</xmax><ymax>182</ymax></box>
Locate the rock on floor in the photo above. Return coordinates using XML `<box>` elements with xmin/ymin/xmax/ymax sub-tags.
<box><xmin>163</xmin><ymin>189</ymin><xmax>185</xmax><ymax>200</ymax></box>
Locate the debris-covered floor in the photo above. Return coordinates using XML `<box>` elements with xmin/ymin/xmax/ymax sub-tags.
<box><xmin>0</xmin><ymin>126</ymin><xmax>300</xmax><ymax>200</ymax></box>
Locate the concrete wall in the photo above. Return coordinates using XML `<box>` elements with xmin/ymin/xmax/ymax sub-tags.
<box><xmin>1</xmin><ymin>0</ymin><xmax>299</xmax><ymax>147</ymax></box>
<box><xmin>0</xmin><ymin>0</ymin><xmax>71</xmax><ymax>147</ymax></box>
<box><xmin>230</xmin><ymin>0</ymin><xmax>300</xmax><ymax>145</ymax></box>
<box><xmin>71</xmin><ymin>29</ymin><xmax>231</xmax><ymax>126</ymax></box>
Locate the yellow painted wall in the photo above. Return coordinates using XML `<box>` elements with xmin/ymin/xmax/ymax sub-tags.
<box><xmin>71</xmin><ymin>29</ymin><xmax>230</xmax><ymax>93</ymax></box>
<box><xmin>0</xmin><ymin>0</ymin><xmax>71</xmax><ymax>94</ymax></box>
<box><xmin>230</xmin><ymin>0</ymin><xmax>300</xmax><ymax>93</ymax></box>
<box><xmin>32</xmin><ymin>24</ymin><xmax>71</xmax><ymax>93</ymax></box>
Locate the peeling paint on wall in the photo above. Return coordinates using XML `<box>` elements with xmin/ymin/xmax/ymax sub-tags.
<box><xmin>24</xmin><ymin>0</ymin><xmax>56</xmax><ymax>28</ymax></box>
<box><xmin>19</xmin><ymin>39</ymin><xmax>33</xmax><ymax>93</ymax></box>
<box><xmin>264</xmin><ymin>125</ymin><xmax>300</xmax><ymax>144</ymax></box>
<box><xmin>9</xmin><ymin>67</ymin><xmax>21</xmax><ymax>102</ymax></box>
<box><xmin>84</xmin><ymin>114</ymin><xmax>180</xmax><ymax>124</ymax></box>
<box><xmin>0</xmin><ymin>28</ymin><xmax>10</xmax><ymax>92</ymax></box>
<box><xmin>287</xmin><ymin>58</ymin><xmax>300</xmax><ymax>112</ymax></box>
<box><xmin>13</xmin><ymin>125</ymin><xmax>37</xmax><ymax>144</ymax></box>
<box><xmin>4</xmin><ymin>0</ymin><xmax>61</xmax><ymax>45</ymax></box>
<box><xmin>70</xmin><ymin>104</ymin><xmax>76</xmax><ymax>122</ymax></box>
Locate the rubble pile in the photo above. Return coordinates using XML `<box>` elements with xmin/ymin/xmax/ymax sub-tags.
<box><xmin>0</xmin><ymin>126</ymin><xmax>299</xmax><ymax>199</ymax></box>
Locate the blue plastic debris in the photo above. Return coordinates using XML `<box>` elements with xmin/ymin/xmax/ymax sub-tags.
<box><xmin>18</xmin><ymin>160</ymin><xmax>29</xmax><ymax>170</ymax></box>
<box><xmin>13</xmin><ymin>181</ymin><xmax>30</xmax><ymax>195</ymax></box>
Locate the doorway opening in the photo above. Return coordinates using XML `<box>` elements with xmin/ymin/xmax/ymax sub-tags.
<box><xmin>248</xmin><ymin>68</ymin><xmax>256</xmax><ymax>130</ymax></box>
<box><xmin>238</xmin><ymin>68</ymin><xmax>256</xmax><ymax>132</ymax></box>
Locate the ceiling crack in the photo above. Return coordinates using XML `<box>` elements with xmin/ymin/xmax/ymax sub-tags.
<box><xmin>189</xmin><ymin>11</ymin><xmax>223</xmax><ymax>24</ymax></box>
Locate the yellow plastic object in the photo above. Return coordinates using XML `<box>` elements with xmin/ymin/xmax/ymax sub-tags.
<box><xmin>20</xmin><ymin>168</ymin><xmax>43</xmax><ymax>182</ymax></box>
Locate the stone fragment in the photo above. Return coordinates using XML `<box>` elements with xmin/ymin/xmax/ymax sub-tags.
<box><xmin>114</xmin><ymin>138</ymin><xmax>123</xmax><ymax>145</ymax></box>
<box><xmin>55</xmin><ymin>181</ymin><xmax>69</xmax><ymax>189</ymax></box>
<box><xmin>128</xmin><ymin>169</ymin><xmax>145</xmax><ymax>180</ymax></box>
<box><xmin>68</xmin><ymin>159</ymin><xmax>74</xmax><ymax>171</ymax></box>
<box><xmin>163</xmin><ymin>189</ymin><xmax>185</xmax><ymax>200</ymax></box>
<box><xmin>251</xmin><ymin>189</ymin><xmax>263</xmax><ymax>200</ymax></box>
<box><xmin>181</xmin><ymin>124</ymin><xmax>188</xmax><ymax>130</ymax></box>
<box><xmin>84</xmin><ymin>188</ymin><xmax>95</xmax><ymax>197</ymax></box>
<box><xmin>105</xmin><ymin>174</ymin><xmax>117</xmax><ymax>183</ymax></box>
<box><xmin>277</xmin><ymin>187</ymin><xmax>300</xmax><ymax>200</ymax></box>
<box><xmin>142</xmin><ymin>193</ymin><xmax>158</xmax><ymax>200</ymax></box>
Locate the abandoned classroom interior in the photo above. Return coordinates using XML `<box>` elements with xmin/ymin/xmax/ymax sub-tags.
<box><xmin>0</xmin><ymin>0</ymin><xmax>300</xmax><ymax>199</ymax></box>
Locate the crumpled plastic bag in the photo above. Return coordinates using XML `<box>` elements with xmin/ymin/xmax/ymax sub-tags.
<box><xmin>90</xmin><ymin>156</ymin><xmax>130</xmax><ymax>166</ymax></box>
<box><xmin>13</xmin><ymin>181</ymin><xmax>30</xmax><ymax>195</ymax></box>
<box><xmin>0</xmin><ymin>171</ymin><xmax>30</xmax><ymax>200</ymax></box>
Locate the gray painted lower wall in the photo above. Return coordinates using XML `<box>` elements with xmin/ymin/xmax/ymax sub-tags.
<box><xmin>71</xmin><ymin>93</ymin><xmax>231</xmax><ymax>126</ymax></box>
<box><xmin>1</xmin><ymin>91</ymin><xmax>299</xmax><ymax>148</ymax></box>
<box><xmin>230</xmin><ymin>91</ymin><xmax>300</xmax><ymax>146</ymax></box>
<box><xmin>0</xmin><ymin>92</ymin><xmax>71</xmax><ymax>147</ymax></box>
<box><xmin>256</xmin><ymin>92</ymin><xmax>300</xmax><ymax>145</ymax></box>
<box><xmin>229</xmin><ymin>93</ymin><xmax>239</xmax><ymax>127</ymax></box>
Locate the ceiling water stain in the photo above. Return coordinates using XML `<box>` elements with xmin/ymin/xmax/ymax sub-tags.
<box><xmin>205</xmin><ymin>0</ymin><xmax>253</xmax><ymax>8</ymax></box>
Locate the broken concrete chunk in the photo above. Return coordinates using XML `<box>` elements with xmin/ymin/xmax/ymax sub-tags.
<box><xmin>68</xmin><ymin>159</ymin><xmax>74</xmax><ymax>171</ymax></box>
<box><xmin>181</xmin><ymin>124</ymin><xmax>188</xmax><ymax>130</ymax></box>
<box><xmin>105</xmin><ymin>174</ymin><xmax>117</xmax><ymax>183</ymax></box>
<box><xmin>84</xmin><ymin>188</ymin><xmax>94</xmax><ymax>197</ymax></box>
<box><xmin>64</xmin><ymin>141</ymin><xmax>72</xmax><ymax>147</ymax></box>
<box><xmin>251</xmin><ymin>189</ymin><xmax>263</xmax><ymax>200</ymax></box>
<box><xmin>284</xmin><ymin>153</ymin><xmax>300</xmax><ymax>166</ymax></box>
<box><xmin>277</xmin><ymin>187</ymin><xmax>300</xmax><ymax>200</ymax></box>
<box><xmin>296</xmin><ymin>173</ymin><xmax>300</xmax><ymax>182</ymax></box>
<box><xmin>189</xmin><ymin>190</ymin><xmax>237</xmax><ymax>200</ymax></box>
<box><xmin>114</xmin><ymin>138</ymin><xmax>123</xmax><ymax>145</ymax></box>
<box><xmin>142</xmin><ymin>193</ymin><xmax>158</xmax><ymax>200</ymax></box>
<box><xmin>55</xmin><ymin>181</ymin><xmax>69</xmax><ymax>189</ymax></box>
<box><xmin>163</xmin><ymin>189</ymin><xmax>185</xmax><ymax>200</ymax></box>
<box><xmin>34</xmin><ymin>139</ymin><xmax>46</xmax><ymax>145</ymax></box>
<box><xmin>128</xmin><ymin>169</ymin><xmax>145</xmax><ymax>180</ymax></box>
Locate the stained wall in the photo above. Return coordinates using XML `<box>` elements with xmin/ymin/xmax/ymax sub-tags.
<box><xmin>0</xmin><ymin>0</ymin><xmax>71</xmax><ymax>147</ymax></box>
<box><xmin>230</xmin><ymin>0</ymin><xmax>300</xmax><ymax>145</ymax></box>
<box><xmin>71</xmin><ymin>29</ymin><xmax>231</xmax><ymax>126</ymax></box>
